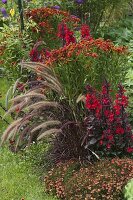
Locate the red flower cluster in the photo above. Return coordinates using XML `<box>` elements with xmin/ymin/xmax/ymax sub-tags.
<box><xmin>26</xmin><ymin>7</ymin><xmax>80</xmax><ymax>37</ymax></box>
<box><xmin>85</xmin><ymin>81</ymin><xmax>133</xmax><ymax>155</ymax></box>
<box><xmin>81</xmin><ymin>24</ymin><xmax>92</xmax><ymax>40</ymax></box>
<box><xmin>26</xmin><ymin>7</ymin><xmax>80</xmax><ymax>24</ymax></box>
<box><xmin>29</xmin><ymin>48</ymin><xmax>40</xmax><ymax>62</ymax></box>
<box><xmin>57</xmin><ymin>23</ymin><xmax>76</xmax><ymax>45</ymax></box>
<box><xmin>41</xmin><ymin>38</ymin><xmax>127</xmax><ymax>66</ymax></box>
<box><xmin>114</xmin><ymin>84</ymin><xmax>128</xmax><ymax>115</ymax></box>
<box><xmin>29</xmin><ymin>42</ymin><xmax>51</xmax><ymax>62</ymax></box>
<box><xmin>86</xmin><ymin>85</ymin><xmax>101</xmax><ymax>118</ymax></box>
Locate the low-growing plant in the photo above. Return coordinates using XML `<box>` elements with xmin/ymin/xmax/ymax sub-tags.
<box><xmin>45</xmin><ymin>158</ymin><xmax>133</xmax><ymax>200</ymax></box>
<box><xmin>45</xmin><ymin>160</ymin><xmax>81</xmax><ymax>199</ymax></box>
<box><xmin>22</xmin><ymin>141</ymin><xmax>54</xmax><ymax>174</ymax></box>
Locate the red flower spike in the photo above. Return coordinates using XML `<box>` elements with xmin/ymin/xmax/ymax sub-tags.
<box><xmin>57</xmin><ymin>22</ymin><xmax>76</xmax><ymax>46</ymax></box>
<box><xmin>81</xmin><ymin>24</ymin><xmax>92</xmax><ymax>40</ymax></box>
<box><xmin>85</xmin><ymin>81</ymin><xmax>133</xmax><ymax>156</ymax></box>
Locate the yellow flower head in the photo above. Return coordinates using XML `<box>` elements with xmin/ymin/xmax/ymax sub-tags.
<box><xmin>10</xmin><ymin>8</ymin><xmax>15</xmax><ymax>17</ymax></box>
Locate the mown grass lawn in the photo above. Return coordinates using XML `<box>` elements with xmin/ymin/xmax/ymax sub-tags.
<box><xmin>0</xmin><ymin>78</ymin><xmax>57</xmax><ymax>200</ymax></box>
<box><xmin>0</xmin><ymin>147</ymin><xmax>57</xmax><ymax>200</ymax></box>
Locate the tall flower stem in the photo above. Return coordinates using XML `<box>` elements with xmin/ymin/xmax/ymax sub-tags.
<box><xmin>18</xmin><ymin>0</ymin><xmax>24</xmax><ymax>31</ymax></box>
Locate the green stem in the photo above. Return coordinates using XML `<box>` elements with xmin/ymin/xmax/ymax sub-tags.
<box><xmin>18</xmin><ymin>0</ymin><xmax>24</xmax><ymax>32</ymax></box>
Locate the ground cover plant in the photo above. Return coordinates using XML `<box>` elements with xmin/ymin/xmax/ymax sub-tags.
<box><xmin>45</xmin><ymin>158</ymin><xmax>133</xmax><ymax>200</ymax></box>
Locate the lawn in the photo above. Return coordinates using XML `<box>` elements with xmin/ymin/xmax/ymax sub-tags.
<box><xmin>0</xmin><ymin>147</ymin><xmax>56</xmax><ymax>200</ymax></box>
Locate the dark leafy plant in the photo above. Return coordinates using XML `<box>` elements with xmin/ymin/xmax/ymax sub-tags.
<box><xmin>83</xmin><ymin>81</ymin><xmax>133</xmax><ymax>157</ymax></box>
<box><xmin>99</xmin><ymin>15</ymin><xmax>133</xmax><ymax>44</ymax></box>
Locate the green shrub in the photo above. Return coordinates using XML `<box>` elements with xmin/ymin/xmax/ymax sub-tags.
<box><xmin>101</xmin><ymin>16</ymin><xmax>133</xmax><ymax>44</ymax></box>
<box><xmin>124</xmin><ymin>179</ymin><xmax>133</xmax><ymax>200</ymax></box>
<box><xmin>22</xmin><ymin>141</ymin><xmax>54</xmax><ymax>174</ymax></box>
<box><xmin>45</xmin><ymin>158</ymin><xmax>133</xmax><ymax>200</ymax></box>
<box><xmin>46</xmin><ymin>0</ymin><xmax>130</xmax><ymax>32</ymax></box>
<box><xmin>124</xmin><ymin>40</ymin><xmax>133</xmax><ymax>126</ymax></box>
<box><xmin>0</xmin><ymin>24</ymin><xmax>33</xmax><ymax>79</ymax></box>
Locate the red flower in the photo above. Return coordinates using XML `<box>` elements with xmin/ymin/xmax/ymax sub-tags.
<box><xmin>104</xmin><ymin>110</ymin><xmax>110</xmax><ymax>117</ymax></box>
<box><xmin>103</xmin><ymin>98</ymin><xmax>110</xmax><ymax>105</ymax></box>
<box><xmin>108</xmin><ymin>134</ymin><xmax>114</xmax><ymax>141</ymax></box>
<box><xmin>108</xmin><ymin>113</ymin><xmax>114</xmax><ymax>122</ymax></box>
<box><xmin>65</xmin><ymin>28</ymin><xmax>76</xmax><ymax>45</ymax></box>
<box><xmin>127</xmin><ymin>147</ymin><xmax>133</xmax><ymax>153</ymax></box>
<box><xmin>86</xmin><ymin>93</ymin><xmax>101</xmax><ymax>117</ymax></box>
<box><xmin>57</xmin><ymin>23</ymin><xmax>67</xmax><ymax>39</ymax></box>
<box><xmin>81</xmin><ymin>24</ymin><xmax>91</xmax><ymax>40</ymax></box>
<box><xmin>29</xmin><ymin>48</ymin><xmax>39</xmax><ymax>62</ymax></box>
<box><xmin>115</xmin><ymin>127</ymin><xmax>125</xmax><ymax>134</ymax></box>
<box><xmin>57</xmin><ymin>23</ymin><xmax>76</xmax><ymax>45</ymax></box>
<box><xmin>99</xmin><ymin>140</ymin><xmax>103</xmax><ymax>145</ymax></box>
<box><xmin>45</xmin><ymin>50</ymin><xmax>51</xmax><ymax>58</ymax></box>
<box><xmin>114</xmin><ymin>105</ymin><xmax>121</xmax><ymax>116</ymax></box>
<box><xmin>106</xmin><ymin>143</ymin><xmax>111</xmax><ymax>149</ymax></box>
